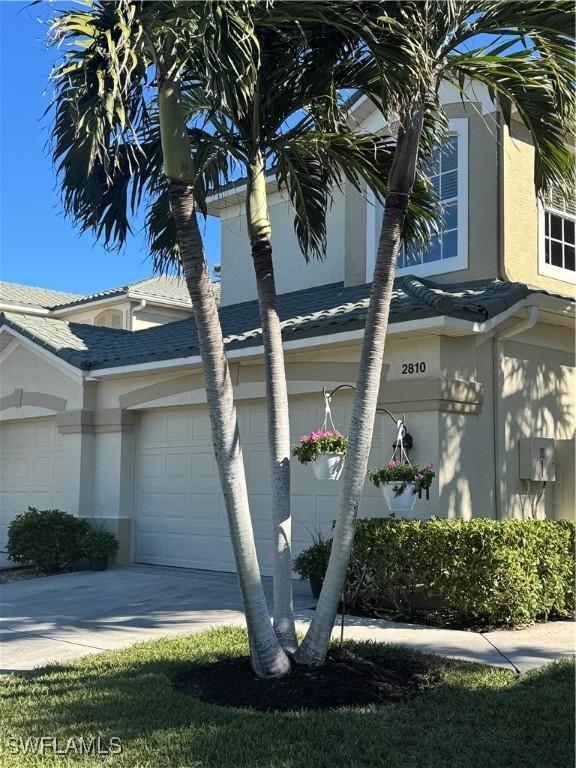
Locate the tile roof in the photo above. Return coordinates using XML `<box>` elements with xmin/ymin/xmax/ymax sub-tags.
<box><xmin>51</xmin><ymin>275</ymin><xmax>197</xmax><ymax>309</ymax></box>
<box><xmin>0</xmin><ymin>281</ymin><xmax>81</xmax><ymax>309</ymax></box>
<box><xmin>0</xmin><ymin>277</ymin><xmax>564</xmax><ymax>372</ymax></box>
<box><xmin>0</xmin><ymin>275</ymin><xmax>214</xmax><ymax>312</ymax></box>
<box><xmin>0</xmin><ymin>312</ymin><xmax>130</xmax><ymax>369</ymax></box>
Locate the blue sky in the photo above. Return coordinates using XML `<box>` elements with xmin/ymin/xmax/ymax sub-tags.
<box><xmin>0</xmin><ymin>1</ymin><xmax>221</xmax><ymax>295</ymax></box>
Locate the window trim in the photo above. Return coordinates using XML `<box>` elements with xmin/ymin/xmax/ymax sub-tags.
<box><xmin>365</xmin><ymin>117</ymin><xmax>469</xmax><ymax>281</ymax></box>
<box><xmin>538</xmin><ymin>200</ymin><xmax>576</xmax><ymax>285</ymax></box>
<box><xmin>93</xmin><ymin>308</ymin><xmax>124</xmax><ymax>329</ymax></box>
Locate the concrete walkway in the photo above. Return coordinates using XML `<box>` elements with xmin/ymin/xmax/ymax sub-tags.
<box><xmin>1</xmin><ymin>565</ymin><xmax>573</xmax><ymax>674</ymax></box>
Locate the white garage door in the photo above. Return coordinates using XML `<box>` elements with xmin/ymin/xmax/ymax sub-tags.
<box><xmin>133</xmin><ymin>400</ymin><xmax>383</xmax><ymax>574</ymax></box>
<box><xmin>0</xmin><ymin>418</ymin><xmax>64</xmax><ymax>559</ymax></box>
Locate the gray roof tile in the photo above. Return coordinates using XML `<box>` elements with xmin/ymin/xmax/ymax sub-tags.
<box><xmin>0</xmin><ymin>275</ymin><xmax>219</xmax><ymax>312</ymax></box>
<box><xmin>0</xmin><ymin>281</ymin><xmax>81</xmax><ymax>309</ymax></box>
<box><xmin>0</xmin><ymin>277</ymin><xmax>566</xmax><ymax>371</ymax></box>
<box><xmin>51</xmin><ymin>275</ymin><xmax>197</xmax><ymax>309</ymax></box>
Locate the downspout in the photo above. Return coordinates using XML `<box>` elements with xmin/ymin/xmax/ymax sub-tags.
<box><xmin>130</xmin><ymin>299</ymin><xmax>147</xmax><ymax>330</ymax></box>
<box><xmin>492</xmin><ymin>306</ymin><xmax>539</xmax><ymax>519</ymax></box>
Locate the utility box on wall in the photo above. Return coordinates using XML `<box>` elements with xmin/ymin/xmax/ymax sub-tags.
<box><xmin>518</xmin><ymin>437</ymin><xmax>556</xmax><ymax>482</ymax></box>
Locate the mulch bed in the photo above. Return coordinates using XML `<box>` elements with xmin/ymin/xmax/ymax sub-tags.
<box><xmin>174</xmin><ymin>647</ymin><xmax>441</xmax><ymax>712</ymax></box>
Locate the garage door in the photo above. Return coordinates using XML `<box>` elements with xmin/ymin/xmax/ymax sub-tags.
<box><xmin>0</xmin><ymin>418</ymin><xmax>64</xmax><ymax>560</ymax></box>
<box><xmin>133</xmin><ymin>399</ymin><xmax>374</xmax><ymax>574</ymax></box>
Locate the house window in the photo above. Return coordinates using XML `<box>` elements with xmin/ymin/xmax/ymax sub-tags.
<box><xmin>365</xmin><ymin>118</ymin><xmax>468</xmax><ymax>280</ymax></box>
<box><xmin>540</xmin><ymin>189</ymin><xmax>576</xmax><ymax>282</ymax></box>
<box><xmin>94</xmin><ymin>309</ymin><xmax>124</xmax><ymax>329</ymax></box>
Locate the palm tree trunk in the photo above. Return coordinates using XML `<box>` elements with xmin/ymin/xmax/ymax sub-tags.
<box><xmin>160</xmin><ymin>79</ymin><xmax>290</xmax><ymax>678</ymax></box>
<box><xmin>295</xmin><ymin>103</ymin><xmax>425</xmax><ymax>667</ymax></box>
<box><xmin>248</xmin><ymin>150</ymin><xmax>297</xmax><ymax>653</ymax></box>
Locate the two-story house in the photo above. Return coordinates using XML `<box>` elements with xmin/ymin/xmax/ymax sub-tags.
<box><xmin>1</xmin><ymin>83</ymin><xmax>574</xmax><ymax>571</ymax></box>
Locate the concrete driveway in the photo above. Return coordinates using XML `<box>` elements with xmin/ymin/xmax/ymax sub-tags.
<box><xmin>0</xmin><ymin>565</ymin><xmax>313</xmax><ymax>674</ymax></box>
<box><xmin>1</xmin><ymin>565</ymin><xmax>573</xmax><ymax>674</ymax></box>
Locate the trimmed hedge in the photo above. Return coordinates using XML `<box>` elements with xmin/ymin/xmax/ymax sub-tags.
<box><xmin>7</xmin><ymin>507</ymin><xmax>90</xmax><ymax>573</ymax></box>
<box><xmin>341</xmin><ymin>518</ymin><xmax>575</xmax><ymax>627</ymax></box>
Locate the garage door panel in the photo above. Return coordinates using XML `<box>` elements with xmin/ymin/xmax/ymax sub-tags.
<box><xmin>54</xmin><ymin>456</ymin><xmax>64</xmax><ymax>480</ymax></box>
<box><xmin>191</xmin><ymin>413</ymin><xmax>211</xmax><ymax>440</ymax></box>
<box><xmin>137</xmin><ymin>531</ymin><xmax>164</xmax><ymax>560</ymax></box>
<box><xmin>12</xmin><ymin>457</ymin><xmax>29</xmax><ymax>481</ymax></box>
<box><xmin>166</xmin><ymin>411</ymin><xmax>191</xmax><ymax>442</ymax></box>
<box><xmin>138</xmin><ymin>453</ymin><xmax>165</xmax><ymax>479</ymax></box>
<box><xmin>34</xmin><ymin>423</ymin><xmax>54</xmax><ymax>448</ymax></box>
<box><xmin>165</xmin><ymin>453</ymin><xmax>189</xmax><ymax>480</ymax></box>
<box><xmin>216</xmin><ymin>535</ymin><xmax>235</xmax><ymax>570</ymax></box>
<box><xmin>30</xmin><ymin>491</ymin><xmax>52</xmax><ymax>509</ymax></box>
<box><xmin>188</xmin><ymin>494</ymin><xmax>220</xmax><ymax>522</ymax></box>
<box><xmin>137</xmin><ymin>492</ymin><xmax>166</xmax><ymax>518</ymax></box>
<box><xmin>162</xmin><ymin>492</ymin><xmax>190</xmax><ymax>519</ymax></box>
<box><xmin>0</xmin><ymin>418</ymin><xmax>63</xmax><ymax>551</ymax></box>
<box><xmin>254</xmin><ymin>537</ymin><xmax>273</xmax><ymax>571</ymax></box>
<box><xmin>190</xmin><ymin>451</ymin><xmax>217</xmax><ymax>479</ymax></box>
<box><xmin>134</xmin><ymin>399</ymin><xmax>356</xmax><ymax>574</ymax></box>
<box><xmin>248</xmin><ymin>406</ymin><xmax>268</xmax><ymax>437</ymax></box>
<box><xmin>247</xmin><ymin>451</ymin><xmax>270</xmax><ymax>482</ymax></box>
<box><xmin>248</xmin><ymin>494</ymin><xmax>273</xmax><ymax>523</ymax></box>
<box><xmin>33</xmin><ymin>456</ymin><xmax>52</xmax><ymax>480</ymax></box>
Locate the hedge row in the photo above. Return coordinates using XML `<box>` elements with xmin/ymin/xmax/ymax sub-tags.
<box><xmin>344</xmin><ymin>518</ymin><xmax>575</xmax><ymax>627</ymax></box>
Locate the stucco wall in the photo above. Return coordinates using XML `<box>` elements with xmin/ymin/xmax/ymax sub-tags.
<box><xmin>220</xmin><ymin>188</ymin><xmax>347</xmax><ymax>306</ymax></box>
<box><xmin>498</xmin><ymin>325</ymin><xmax>575</xmax><ymax>519</ymax></box>
<box><xmin>132</xmin><ymin>306</ymin><xmax>192</xmax><ymax>330</ymax></box>
<box><xmin>502</xmin><ymin>121</ymin><xmax>576</xmax><ymax>297</ymax></box>
<box><xmin>0</xmin><ymin>344</ymin><xmax>83</xmax><ymax>417</ymax></box>
<box><xmin>439</xmin><ymin>336</ymin><xmax>496</xmax><ymax>519</ymax></box>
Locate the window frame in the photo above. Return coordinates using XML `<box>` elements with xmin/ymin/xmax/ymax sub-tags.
<box><xmin>93</xmin><ymin>308</ymin><xmax>124</xmax><ymax>329</ymax></box>
<box><xmin>365</xmin><ymin>117</ymin><xmax>469</xmax><ymax>281</ymax></box>
<box><xmin>538</xmin><ymin>198</ymin><xmax>576</xmax><ymax>285</ymax></box>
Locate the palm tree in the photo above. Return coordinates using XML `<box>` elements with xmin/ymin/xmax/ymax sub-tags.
<box><xmin>151</xmin><ymin>25</ymin><xmax>404</xmax><ymax>652</ymax></box>
<box><xmin>145</xmin><ymin>18</ymin><xmax>440</xmax><ymax>651</ymax></box>
<box><xmin>49</xmin><ymin>0</ymin><xmax>291</xmax><ymax>678</ymax></box>
<box><xmin>295</xmin><ymin>0</ymin><xmax>575</xmax><ymax>666</ymax></box>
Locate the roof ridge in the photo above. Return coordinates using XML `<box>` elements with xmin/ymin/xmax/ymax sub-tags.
<box><xmin>400</xmin><ymin>275</ymin><xmax>456</xmax><ymax>313</ymax></box>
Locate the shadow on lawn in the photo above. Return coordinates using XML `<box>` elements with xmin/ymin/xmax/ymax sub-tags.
<box><xmin>4</xmin><ymin>640</ymin><xmax>574</xmax><ymax>768</ymax></box>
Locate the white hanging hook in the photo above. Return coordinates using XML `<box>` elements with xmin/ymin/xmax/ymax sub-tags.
<box><xmin>389</xmin><ymin>413</ymin><xmax>412</xmax><ymax>466</ymax></box>
<box><xmin>322</xmin><ymin>390</ymin><xmax>337</xmax><ymax>432</ymax></box>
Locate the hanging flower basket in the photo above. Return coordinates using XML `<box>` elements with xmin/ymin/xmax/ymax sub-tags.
<box><xmin>292</xmin><ymin>429</ymin><xmax>348</xmax><ymax>481</ymax></box>
<box><xmin>312</xmin><ymin>452</ymin><xmax>345</xmax><ymax>481</ymax></box>
<box><xmin>380</xmin><ymin>483</ymin><xmax>418</xmax><ymax>513</ymax></box>
<box><xmin>368</xmin><ymin>461</ymin><xmax>435</xmax><ymax>513</ymax></box>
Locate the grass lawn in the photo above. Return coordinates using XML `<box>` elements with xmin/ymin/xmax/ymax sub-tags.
<box><xmin>0</xmin><ymin>627</ymin><xmax>573</xmax><ymax>768</ymax></box>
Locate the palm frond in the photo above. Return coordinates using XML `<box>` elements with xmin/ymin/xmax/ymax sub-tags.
<box><xmin>445</xmin><ymin>51</ymin><xmax>574</xmax><ymax>195</ymax></box>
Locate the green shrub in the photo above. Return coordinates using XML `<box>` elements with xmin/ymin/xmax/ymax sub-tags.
<box><xmin>296</xmin><ymin>518</ymin><xmax>575</xmax><ymax>628</ymax></box>
<box><xmin>7</xmin><ymin>507</ymin><xmax>90</xmax><ymax>573</ymax></box>
<box><xmin>81</xmin><ymin>525</ymin><xmax>119</xmax><ymax>559</ymax></box>
<box><xmin>293</xmin><ymin>532</ymin><xmax>332</xmax><ymax>580</ymax></box>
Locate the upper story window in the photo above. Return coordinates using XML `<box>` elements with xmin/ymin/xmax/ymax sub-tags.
<box><xmin>366</xmin><ymin>118</ymin><xmax>468</xmax><ymax>280</ymax></box>
<box><xmin>539</xmin><ymin>189</ymin><xmax>575</xmax><ymax>283</ymax></box>
<box><xmin>94</xmin><ymin>309</ymin><xmax>124</xmax><ymax>329</ymax></box>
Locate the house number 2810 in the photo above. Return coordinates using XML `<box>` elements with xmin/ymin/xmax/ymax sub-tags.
<box><xmin>401</xmin><ymin>361</ymin><xmax>426</xmax><ymax>375</ymax></box>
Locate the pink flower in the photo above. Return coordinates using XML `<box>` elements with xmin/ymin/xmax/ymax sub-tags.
<box><xmin>300</xmin><ymin>428</ymin><xmax>343</xmax><ymax>444</ymax></box>
<box><xmin>427</xmin><ymin>461</ymin><xmax>434</xmax><ymax>470</ymax></box>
